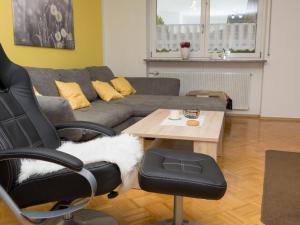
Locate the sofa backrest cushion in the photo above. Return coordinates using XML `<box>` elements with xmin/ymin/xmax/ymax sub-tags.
<box><xmin>86</xmin><ymin>66</ymin><xmax>115</xmax><ymax>82</ymax></box>
<box><xmin>26</xmin><ymin>67</ymin><xmax>61</xmax><ymax>96</ymax></box>
<box><xmin>58</xmin><ymin>69</ymin><xmax>98</xmax><ymax>101</ymax></box>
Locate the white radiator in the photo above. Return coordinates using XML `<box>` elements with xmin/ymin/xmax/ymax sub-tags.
<box><xmin>156</xmin><ymin>72</ymin><xmax>252</xmax><ymax>110</ymax></box>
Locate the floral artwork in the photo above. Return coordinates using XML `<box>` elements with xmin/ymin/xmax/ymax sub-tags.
<box><xmin>12</xmin><ymin>0</ymin><xmax>75</xmax><ymax>49</ymax></box>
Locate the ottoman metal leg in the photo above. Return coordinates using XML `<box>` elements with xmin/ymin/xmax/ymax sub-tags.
<box><xmin>154</xmin><ymin>196</ymin><xmax>199</xmax><ymax>225</ymax></box>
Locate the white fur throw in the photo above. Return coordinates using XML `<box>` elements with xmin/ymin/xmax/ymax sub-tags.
<box><xmin>18</xmin><ymin>134</ymin><xmax>143</xmax><ymax>192</ymax></box>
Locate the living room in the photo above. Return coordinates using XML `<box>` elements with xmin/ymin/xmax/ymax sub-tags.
<box><xmin>0</xmin><ymin>0</ymin><xmax>299</xmax><ymax>225</ymax></box>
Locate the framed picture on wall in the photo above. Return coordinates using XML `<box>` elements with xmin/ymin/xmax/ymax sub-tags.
<box><xmin>12</xmin><ymin>0</ymin><xmax>75</xmax><ymax>49</ymax></box>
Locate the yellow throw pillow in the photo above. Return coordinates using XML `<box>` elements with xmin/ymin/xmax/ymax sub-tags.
<box><xmin>55</xmin><ymin>80</ymin><xmax>91</xmax><ymax>110</ymax></box>
<box><xmin>33</xmin><ymin>86</ymin><xmax>42</xmax><ymax>96</ymax></box>
<box><xmin>92</xmin><ymin>81</ymin><xmax>123</xmax><ymax>102</ymax></box>
<box><xmin>111</xmin><ymin>77</ymin><xmax>136</xmax><ymax>96</ymax></box>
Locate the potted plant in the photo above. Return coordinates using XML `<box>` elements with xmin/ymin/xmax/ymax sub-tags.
<box><xmin>180</xmin><ymin>42</ymin><xmax>191</xmax><ymax>60</ymax></box>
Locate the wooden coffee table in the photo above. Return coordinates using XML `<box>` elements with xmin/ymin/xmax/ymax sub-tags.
<box><xmin>123</xmin><ymin>109</ymin><xmax>225</xmax><ymax>161</ymax></box>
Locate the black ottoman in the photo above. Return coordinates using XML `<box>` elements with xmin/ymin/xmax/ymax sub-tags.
<box><xmin>139</xmin><ymin>149</ymin><xmax>227</xmax><ymax>225</ymax></box>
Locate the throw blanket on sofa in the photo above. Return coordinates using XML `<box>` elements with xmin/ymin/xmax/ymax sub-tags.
<box><xmin>187</xmin><ymin>90</ymin><xmax>233</xmax><ymax>110</ymax></box>
<box><xmin>18</xmin><ymin>134</ymin><xmax>143</xmax><ymax>192</ymax></box>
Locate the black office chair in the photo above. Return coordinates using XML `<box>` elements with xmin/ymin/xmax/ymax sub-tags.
<box><xmin>0</xmin><ymin>44</ymin><xmax>122</xmax><ymax>225</ymax></box>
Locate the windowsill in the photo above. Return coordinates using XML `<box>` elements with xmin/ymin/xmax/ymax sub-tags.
<box><xmin>144</xmin><ymin>58</ymin><xmax>267</xmax><ymax>63</ymax></box>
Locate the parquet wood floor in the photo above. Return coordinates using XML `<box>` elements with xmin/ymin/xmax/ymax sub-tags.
<box><xmin>1</xmin><ymin>117</ymin><xmax>300</xmax><ymax>225</ymax></box>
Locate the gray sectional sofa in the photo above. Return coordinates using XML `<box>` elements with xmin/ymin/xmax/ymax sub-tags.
<box><xmin>26</xmin><ymin>66</ymin><xmax>226</xmax><ymax>133</ymax></box>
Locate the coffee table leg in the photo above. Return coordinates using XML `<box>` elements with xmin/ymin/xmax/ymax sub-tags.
<box><xmin>139</xmin><ymin>137</ymin><xmax>145</xmax><ymax>150</ymax></box>
<box><xmin>218</xmin><ymin>119</ymin><xmax>225</xmax><ymax>157</ymax></box>
<box><xmin>193</xmin><ymin>141</ymin><xmax>218</xmax><ymax>161</ymax></box>
<box><xmin>218</xmin><ymin>134</ymin><xmax>223</xmax><ymax>157</ymax></box>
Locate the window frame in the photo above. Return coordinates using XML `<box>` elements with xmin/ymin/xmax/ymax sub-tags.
<box><xmin>149</xmin><ymin>0</ymin><xmax>266</xmax><ymax>59</ymax></box>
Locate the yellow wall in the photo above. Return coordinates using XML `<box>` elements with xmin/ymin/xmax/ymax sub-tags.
<box><xmin>0</xmin><ymin>0</ymin><xmax>103</xmax><ymax>69</ymax></box>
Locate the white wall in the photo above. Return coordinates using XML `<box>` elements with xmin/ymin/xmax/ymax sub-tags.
<box><xmin>261</xmin><ymin>0</ymin><xmax>300</xmax><ymax>118</ymax></box>
<box><xmin>103</xmin><ymin>0</ymin><xmax>300</xmax><ymax>118</ymax></box>
<box><xmin>102</xmin><ymin>0</ymin><xmax>147</xmax><ymax>77</ymax></box>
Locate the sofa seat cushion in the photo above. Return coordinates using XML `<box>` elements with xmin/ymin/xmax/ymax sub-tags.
<box><xmin>112</xmin><ymin>95</ymin><xmax>226</xmax><ymax>117</ymax></box>
<box><xmin>112</xmin><ymin>95</ymin><xmax>173</xmax><ymax>117</ymax></box>
<box><xmin>73</xmin><ymin>100</ymin><xmax>133</xmax><ymax>128</ymax></box>
<box><xmin>164</xmin><ymin>96</ymin><xmax>226</xmax><ymax>111</ymax></box>
<box><xmin>58</xmin><ymin>69</ymin><xmax>98</xmax><ymax>101</ymax></box>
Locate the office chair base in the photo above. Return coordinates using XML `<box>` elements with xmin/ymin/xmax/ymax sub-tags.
<box><xmin>154</xmin><ymin>219</ymin><xmax>198</xmax><ymax>225</ymax></box>
<box><xmin>44</xmin><ymin>209</ymin><xmax>119</xmax><ymax>225</ymax></box>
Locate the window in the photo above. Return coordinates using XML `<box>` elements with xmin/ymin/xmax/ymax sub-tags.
<box><xmin>155</xmin><ymin>0</ymin><xmax>202</xmax><ymax>56</ymax></box>
<box><xmin>150</xmin><ymin>0</ymin><xmax>264</xmax><ymax>59</ymax></box>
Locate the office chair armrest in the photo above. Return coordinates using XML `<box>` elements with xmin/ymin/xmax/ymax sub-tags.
<box><xmin>0</xmin><ymin>148</ymin><xmax>97</xmax><ymax>224</ymax></box>
<box><xmin>55</xmin><ymin>121</ymin><xmax>116</xmax><ymax>137</ymax></box>
<box><xmin>0</xmin><ymin>148</ymin><xmax>83</xmax><ymax>172</ymax></box>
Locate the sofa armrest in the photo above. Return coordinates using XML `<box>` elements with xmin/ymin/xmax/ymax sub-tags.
<box><xmin>56</xmin><ymin>121</ymin><xmax>116</xmax><ymax>137</ymax></box>
<box><xmin>126</xmin><ymin>77</ymin><xmax>180</xmax><ymax>96</ymax></box>
<box><xmin>36</xmin><ymin>96</ymin><xmax>75</xmax><ymax>124</ymax></box>
<box><xmin>36</xmin><ymin>96</ymin><xmax>83</xmax><ymax>141</ymax></box>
